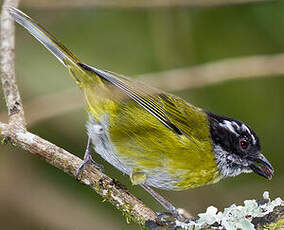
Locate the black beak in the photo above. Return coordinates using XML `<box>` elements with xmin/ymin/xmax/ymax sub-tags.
<box><xmin>248</xmin><ymin>154</ymin><xmax>274</xmax><ymax>180</ymax></box>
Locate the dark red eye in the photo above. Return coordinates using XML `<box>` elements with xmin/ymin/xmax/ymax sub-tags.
<box><xmin>240</xmin><ymin>139</ymin><xmax>249</xmax><ymax>150</ymax></box>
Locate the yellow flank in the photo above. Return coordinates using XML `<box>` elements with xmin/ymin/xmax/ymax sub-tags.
<box><xmin>78</xmin><ymin>69</ymin><xmax>220</xmax><ymax>191</ymax></box>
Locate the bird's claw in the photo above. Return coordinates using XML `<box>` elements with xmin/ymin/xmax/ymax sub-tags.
<box><xmin>76</xmin><ymin>154</ymin><xmax>104</xmax><ymax>178</ymax></box>
<box><xmin>154</xmin><ymin>211</ymin><xmax>196</xmax><ymax>230</ymax></box>
<box><xmin>156</xmin><ymin>211</ymin><xmax>195</xmax><ymax>223</ymax></box>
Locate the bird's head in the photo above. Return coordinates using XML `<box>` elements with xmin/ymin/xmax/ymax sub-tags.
<box><xmin>206</xmin><ymin>112</ymin><xmax>273</xmax><ymax>180</ymax></box>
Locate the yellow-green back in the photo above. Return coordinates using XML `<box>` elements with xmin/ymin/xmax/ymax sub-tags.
<box><xmin>80</xmin><ymin>66</ymin><xmax>220</xmax><ymax>190</ymax></box>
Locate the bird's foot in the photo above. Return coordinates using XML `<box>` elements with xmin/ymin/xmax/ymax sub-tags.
<box><xmin>154</xmin><ymin>211</ymin><xmax>196</xmax><ymax>229</ymax></box>
<box><xmin>76</xmin><ymin>137</ymin><xmax>104</xmax><ymax>178</ymax></box>
<box><xmin>76</xmin><ymin>154</ymin><xmax>104</xmax><ymax>178</ymax></box>
<box><xmin>140</xmin><ymin>184</ymin><xmax>195</xmax><ymax>225</ymax></box>
<box><xmin>156</xmin><ymin>208</ymin><xmax>194</xmax><ymax>223</ymax></box>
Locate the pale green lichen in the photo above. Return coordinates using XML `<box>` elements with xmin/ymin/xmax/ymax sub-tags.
<box><xmin>1</xmin><ymin>137</ymin><xmax>9</xmax><ymax>144</ymax></box>
<box><xmin>175</xmin><ymin>191</ymin><xmax>283</xmax><ymax>230</ymax></box>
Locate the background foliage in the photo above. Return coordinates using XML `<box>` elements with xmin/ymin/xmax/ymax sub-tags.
<box><xmin>0</xmin><ymin>1</ymin><xmax>283</xmax><ymax>229</ymax></box>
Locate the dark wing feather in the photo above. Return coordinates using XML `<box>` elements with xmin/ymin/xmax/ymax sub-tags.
<box><xmin>159</xmin><ymin>93</ymin><xmax>200</xmax><ymax>138</ymax></box>
<box><xmin>79</xmin><ymin>63</ymin><xmax>198</xmax><ymax>136</ymax></box>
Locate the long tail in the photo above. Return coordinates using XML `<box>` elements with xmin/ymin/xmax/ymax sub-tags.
<box><xmin>10</xmin><ymin>7</ymin><xmax>79</xmax><ymax>66</ymax></box>
<box><xmin>9</xmin><ymin>7</ymin><xmax>91</xmax><ymax>85</ymax></box>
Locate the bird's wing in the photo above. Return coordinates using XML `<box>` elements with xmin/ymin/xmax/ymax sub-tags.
<box><xmin>158</xmin><ymin>93</ymin><xmax>200</xmax><ymax>138</ymax></box>
<box><xmin>79</xmin><ymin>63</ymin><xmax>203</xmax><ymax>138</ymax></box>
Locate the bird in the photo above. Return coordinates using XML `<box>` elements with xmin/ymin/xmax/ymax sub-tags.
<box><xmin>10</xmin><ymin>7</ymin><xmax>274</xmax><ymax>220</ymax></box>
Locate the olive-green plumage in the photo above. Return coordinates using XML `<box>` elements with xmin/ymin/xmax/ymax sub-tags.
<box><xmin>83</xmin><ymin>75</ymin><xmax>220</xmax><ymax>190</ymax></box>
<box><xmin>11</xmin><ymin>8</ymin><xmax>221</xmax><ymax>191</ymax></box>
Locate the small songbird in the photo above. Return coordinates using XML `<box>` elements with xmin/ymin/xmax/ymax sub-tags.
<box><xmin>10</xmin><ymin>8</ymin><xmax>274</xmax><ymax>219</ymax></box>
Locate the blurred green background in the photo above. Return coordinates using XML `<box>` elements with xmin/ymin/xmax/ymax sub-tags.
<box><xmin>0</xmin><ymin>1</ymin><xmax>284</xmax><ymax>229</ymax></box>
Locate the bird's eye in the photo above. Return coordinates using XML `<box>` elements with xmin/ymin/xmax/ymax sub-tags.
<box><xmin>240</xmin><ymin>139</ymin><xmax>249</xmax><ymax>150</ymax></box>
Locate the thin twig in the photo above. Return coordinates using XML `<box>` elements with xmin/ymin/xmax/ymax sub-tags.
<box><xmin>139</xmin><ymin>53</ymin><xmax>284</xmax><ymax>91</ymax></box>
<box><xmin>22</xmin><ymin>0</ymin><xmax>275</xmax><ymax>9</ymax></box>
<box><xmin>0</xmin><ymin>0</ymin><xmax>25</xmax><ymax>128</ymax></box>
<box><xmin>15</xmin><ymin>88</ymin><xmax>81</xmax><ymax>125</ymax></box>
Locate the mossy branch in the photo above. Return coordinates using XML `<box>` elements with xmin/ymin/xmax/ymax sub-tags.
<box><xmin>146</xmin><ymin>193</ymin><xmax>284</xmax><ymax>229</ymax></box>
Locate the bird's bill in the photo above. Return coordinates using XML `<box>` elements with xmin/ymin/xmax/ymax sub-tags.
<box><xmin>248</xmin><ymin>154</ymin><xmax>274</xmax><ymax>180</ymax></box>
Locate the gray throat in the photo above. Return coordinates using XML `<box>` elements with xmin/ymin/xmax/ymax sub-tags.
<box><xmin>213</xmin><ymin>145</ymin><xmax>252</xmax><ymax>178</ymax></box>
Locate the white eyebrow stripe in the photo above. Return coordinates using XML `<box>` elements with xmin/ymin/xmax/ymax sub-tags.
<box><xmin>232</xmin><ymin>121</ymin><xmax>240</xmax><ymax>129</ymax></box>
<box><xmin>241</xmin><ymin>124</ymin><xmax>251</xmax><ymax>134</ymax></box>
<box><xmin>241</xmin><ymin>124</ymin><xmax>256</xmax><ymax>144</ymax></box>
<box><xmin>219</xmin><ymin>120</ymin><xmax>240</xmax><ymax>136</ymax></box>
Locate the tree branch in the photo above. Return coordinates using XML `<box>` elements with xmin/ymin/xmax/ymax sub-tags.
<box><xmin>0</xmin><ymin>0</ymin><xmax>25</xmax><ymax>128</ymax></box>
<box><xmin>139</xmin><ymin>54</ymin><xmax>284</xmax><ymax>92</ymax></box>
<box><xmin>147</xmin><ymin>193</ymin><xmax>284</xmax><ymax>229</ymax></box>
<box><xmin>0</xmin><ymin>122</ymin><xmax>157</xmax><ymax>225</ymax></box>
